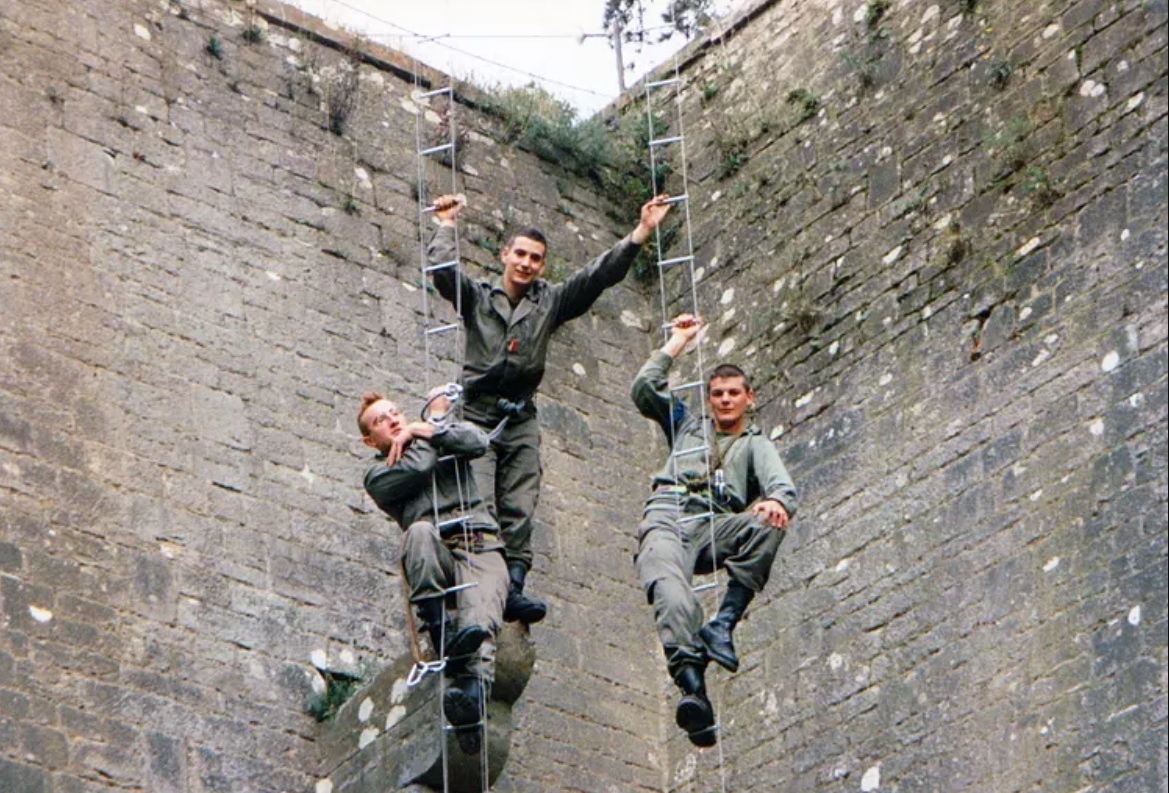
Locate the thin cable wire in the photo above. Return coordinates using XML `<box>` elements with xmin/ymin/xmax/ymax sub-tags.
<box><xmin>302</xmin><ymin>0</ymin><xmax>614</xmax><ymax>101</ymax></box>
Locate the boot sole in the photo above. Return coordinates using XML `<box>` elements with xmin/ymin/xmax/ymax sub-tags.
<box><xmin>675</xmin><ymin>695</ymin><xmax>715</xmax><ymax>733</ymax></box>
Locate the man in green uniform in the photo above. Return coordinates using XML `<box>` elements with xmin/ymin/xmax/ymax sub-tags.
<box><xmin>631</xmin><ymin>314</ymin><xmax>798</xmax><ymax>747</ymax></box>
<box><xmin>428</xmin><ymin>193</ymin><xmax>672</xmax><ymax>625</ymax></box>
<box><xmin>358</xmin><ymin>387</ymin><xmax>509</xmax><ymax>752</ymax></box>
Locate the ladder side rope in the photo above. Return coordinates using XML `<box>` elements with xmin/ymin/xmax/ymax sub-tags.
<box><xmin>411</xmin><ymin>66</ymin><xmax>491</xmax><ymax>792</ymax></box>
<box><xmin>645</xmin><ymin>60</ymin><xmax>731</xmax><ymax>791</ymax></box>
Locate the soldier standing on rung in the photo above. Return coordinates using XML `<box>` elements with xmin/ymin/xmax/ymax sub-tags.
<box><xmin>631</xmin><ymin>314</ymin><xmax>798</xmax><ymax>747</ymax></box>
<box><xmin>358</xmin><ymin>387</ymin><xmax>508</xmax><ymax>752</ymax></box>
<box><xmin>426</xmin><ymin>192</ymin><xmax>673</xmax><ymax>626</ymax></box>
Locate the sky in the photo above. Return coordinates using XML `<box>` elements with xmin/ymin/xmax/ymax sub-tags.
<box><xmin>285</xmin><ymin>0</ymin><xmax>740</xmax><ymax>117</ymax></box>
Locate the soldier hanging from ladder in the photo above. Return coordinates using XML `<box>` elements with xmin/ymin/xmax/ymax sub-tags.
<box><xmin>425</xmin><ymin>191</ymin><xmax>674</xmax><ymax>626</ymax></box>
<box><xmin>630</xmin><ymin>314</ymin><xmax>798</xmax><ymax>746</ymax></box>
<box><xmin>357</xmin><ymin>386</ymin><xmax>509</xmax><ymax>756</ymax></box>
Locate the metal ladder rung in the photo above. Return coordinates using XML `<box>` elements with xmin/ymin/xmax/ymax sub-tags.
<box><xmin>418</xmin><ymin>86</ymin><xmax>453</xmax><ymax>99</ymax></box>
<box><xmin>649</xmin><ymin>135</ymin><xmax>684</xmax><ymax>148</ymax></box>
<box><xmin>419</xmin><ymin>143</ymin><xmax>454</xmax><ymax>157</ymax></box>
<box><xmin>671</xmin><ymin>445</ymin><xmax>709</xmax><ymax>459</ymax></box>
<box><xmin>438</xmin><ymin>581</ymin><xmax>478</xmax><ymax>596</ymax></box>
<box><xmin>679</xmin><ymin>511</ymin><xmax>714</xmax><ymax>525</ymax></box>
<box><xmin>425</xmin><ymin>322</ymin><xmax>460</xmax><ymax>336</ymax></box>
<box><xmin>424</xmin><ymin>259</ymin><xmax>459</xmax><ymax>274</ymax></box>
<box><xmin>692</xmin><ymin>582</ymin><xmax>719</xmax><ymax>593</ymax></box>
<box><xmin>660</xmin><ymin>194</ymin><xmax>689</xmax><ymax>206</ymax></box>
<box><xmin>436</xmin><ymin>515</ymin><xmax>468</xmax><ymax>530</ymax></box>
<box><xmin>646</xmin><ymin>77</ymin><xmax>682</xmax><ymax>89</ymax></box>
<box><xmin>658</xmin><ymin>254</ymin><xmax>695</xmax><ymax>269</ymax></box>
<box><xmin>669</xmin><ymin>380</ymin><xmax>705</xmax><ymax>393</ymax></box>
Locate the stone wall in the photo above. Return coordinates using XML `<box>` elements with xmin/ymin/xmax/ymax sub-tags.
<box><xmin>1</xmin><ymin>0</ymin><xmax>1166</xmax><ymax>792</ymax></box>
<box><xmin>619</xmin><ymin>0</ymin><xmax>1167</xmax><ymax>789</ymax></box>
<box><xmin>0</xmin><ymin>1</ymin><xmax>665</xmax><ymax>791</ymax></box>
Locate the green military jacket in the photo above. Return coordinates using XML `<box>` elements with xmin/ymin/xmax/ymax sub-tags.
<box><xmin>363</xmin><ymin>421</ymin><xmax>500</xmax><ymax>538</ymax></box>
<box><xmin>428</xmin><ymin>225</ymin><xmax>641</xmax><ymax>423</ymax></box>
<box><xmin>631</xmin><ymin>350</ymin><xmax>798</xmax><ymax>516</ymax></box>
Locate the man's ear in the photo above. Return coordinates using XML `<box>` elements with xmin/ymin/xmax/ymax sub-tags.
<box><xmin>362</xmin><ymin>435</ymin><xmax>375</xmax><ymax>449</ymax></box>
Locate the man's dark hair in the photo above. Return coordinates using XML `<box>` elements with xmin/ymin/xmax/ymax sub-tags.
<box><xmin>506</xmin><ymin>227</ymin><xmax>548</xmax><ymax>251</ymax></box>
<box><xmin>708</xmin><ymin>363</ymin><xmax>752</xmax><ymax>391</ymax></box>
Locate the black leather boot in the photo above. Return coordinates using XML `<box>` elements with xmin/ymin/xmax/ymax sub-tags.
<box><xmin>502</xmin><ymin>562</ymin><xmax>547</xmax><ymax>624</ymax></box>
<box><xmin>443</xmin><ymin>676</ymin><xmax>488</xmax><ymax>754</ymax></box>
<box><xmin>417</xmin><ymin>599</ymin><xmax>489</xmax><ymax>666</ymax></box>
<box><xmin>674</xmin><ymin>664</ymin><xmax>717</xmax><ymax>747</ymax></box>
<box><xmin>697</xmin><ymin>581</ymin><xmax>755</xmax><ymax>673</ymax></box>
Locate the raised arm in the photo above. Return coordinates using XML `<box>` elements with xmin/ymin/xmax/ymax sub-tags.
<box><xmin>631</xmin><ymin>314</ymin><xmax>705</xmax><ymax>440</ymax></box>
<box><xmin>427</xmin><ymin>195</ymin><xmax>477</xmax><ymax>315</ymax></box>
<box><xmin>552</xmin><ymin>195</ymin><xmax>673</xmax><ymax>326</ymax></box>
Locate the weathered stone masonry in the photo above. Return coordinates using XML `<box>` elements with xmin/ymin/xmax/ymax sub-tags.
<box><xmin>1</xmin><ymin>0</ymin><xmax>1166</xmax><ymax>792</ymax></box>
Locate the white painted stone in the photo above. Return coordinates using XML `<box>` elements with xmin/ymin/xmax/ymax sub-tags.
<box><xmin>882</xmin><ymin>246</ymin><xmax>902</xmax><ymax>265</ymax></box>
<box><xmin>922</xmin><ymin>305</ymin><xmax>932</xmax><ymax>319</ymax></box>
<box><xmin>354</xmin><ymin>167</ymin><xmax>372</xmax><ymax>189</ymax></box>
<box><xmin>861</xmin><ymin>764</ymin><xmax>881</xmax><ymax>791</ymax></box>
<box><xmin>1043</xmin><ymin>23</ymin><xmax>1061</xmax><ymax>38</ymax></box>
<box><xmin>1127</xmin><ymin>93</ymin><xmax>1144</xmax><ymax>111</ymax></box>
<box><xmin>828</xmin><ymin>653</ymin><xmax>844</xmax><ymax>671</ymax></box>
<box><xmin>1101</xmin><ymin>351</ymin><xmax>1120</xmax><ymax>372</ymax></box>
<box><xmin>1031</xmin><ymin>349</ymin><xmax>1051</xmax><ymax>367</ymax></box>
<box><xmin>29</xmin><ymin>605</ymin><xmax>53</xmax><ymax>623</ymax></box>
<box><xmin>694</xmin><ymin>266</ymin><xmax>706</xmax><ymax>283</ymax></box>
<box><xmin>769</xmin><ymin>425</ymin><xmax>785</xmax><ymax>440</ymax></box>
<box><xmin>1019</xmin><ymin>306</ymin><xmax>1033</xmax><ymax>321</ymax></box>
<box><xmin>311</xmin><ymin>649</ymin><xmax>328</xmax><ymax>669</ymax></box>
<box><xmin>134</xmin><ymin>23</ymin><xmax>152</xmax><ymax>41</ymax></box>
<box><xmin>1089</xmin><ymin>418</ymin><xmax>1105</xmax><ymax>436</ymax></box>
<box><xmin>1079</xmin><ymin>80</ymin><xmax>1099</xmax><ymax>97</ymax></box>
<box><xmin>1029</xmin><ymin>489</ymin><xmax>1044</xmax><ymax>502</ymax></box>
<box><xmin>358</xmin><ymin>727</ymin><xmax>378</xmax><ymax>749</ymax></box>
<box><xmin>385</xmin><ymin>704</ymin><xmax>407</xmax><ymax>730</ymax></box>
<box><xmin>1128</xmin><ymin>605</ymin><xmax>1141</xmax><ymax>626</ymax></box>
<box><xmin>829</xmin><ymin>341</ymin><xmax>840</xmax><ymax>355</ymax></box>
<box><xmin>620</xmin><ymin>310</ymin><xmax>642</xmax><ymax>328</ymax></box>
<box><xmin>315</xmin><ymin>780</ymin><xmax>334</xmax><ymax>793</ymax></box>
<box><xmin>572</xmin><ymin>363</ymin><xmax>587</xmax><ymax>376</ymax></box>
<box><xmin>836</xmin><ymin>558</ymin><xmax>850</xmax><ymax>573</ymax></box>
<box><xmin>717</xmin><ymin>337</ymin><xmax>736</xmax><ymax>357</ymax></box>
<box><xmin>1129</xmin><ymin>393</ymin><xmax>1145</xmax><ymax>408</ymax></box>
<box><xmin>720</xmin><ymin>287</ymin><xmax>735</xmax><ymax>305</ymax></box>
<box><xmin>311</xmin><ymin>672</ymin><xmax>327</xmax><ymax>694</ymax></box>
<box><xmin>922</xmin><ymin>5</ymin><xmax>940</xmax><ymax>24</ymax></box>
<box><xmin>879</xmin><ymin>373</ymin><xmax>893</xmax><ymax>386</ymax></box>
<box><xmin>1043</xmin><ymin>557</ymin><xmax>1060</xmax><ymax>572</ymax></box>
<box><xmin>266</xmin><ymin>271</ymin><xmax>281</xmax><ymax>281</ymax></box>
<box><xmin>390</xmin><ymin>677</ymin><xmax>409</xmax><ymax>705</ymax></box>
<box><xmin>358</xmin><ymin>697</ymin><xmax>373</xmax><ymax>723</ymax></box>
<box><xmin>794</xmin><ymin>390</ymin><xmax>815</xmax><ymax>408</ymax></box>
<box><xmin>1121</xmin><ymin>228</ymin><xmax>1131</xmax><ymax>241</ymax></box>
<box><xmin>1017</xmin><ymin>237</ymin><xmax>1041</xmax><ymax>257</ymax></box>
